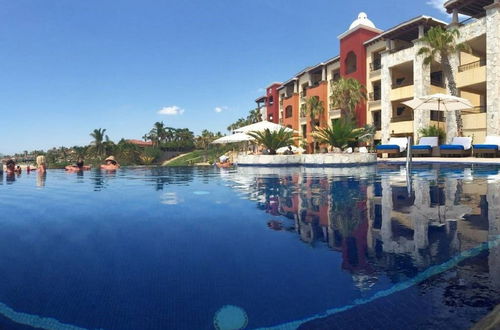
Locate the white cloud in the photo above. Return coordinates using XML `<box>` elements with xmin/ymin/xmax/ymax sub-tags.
<box><xmin>426</xmin><ymin>0</ymin><xmax>447</xmax><ymax>15</ymax></box>
<box><xmin>157</xmin><ymin>105</ymin><xmax>184</xmax><ymax>115</ymax></box>
<box><xmin>426</xmin><ymin>0</ymin><xmax>466</xmax><ymax>19</ymax></box>
<box><xmin>214</xmin><ymin>106</ymin><xmax>228</xmax><ymax>113</ymax></box>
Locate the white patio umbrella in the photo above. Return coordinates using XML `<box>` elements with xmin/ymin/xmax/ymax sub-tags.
<box><xmin>403</xmin><ymin>93</ymin><xmax>473</xmax><ymax>135</ymax></box>
<box><xmin>403</xmin><ymin>93</ymin><xmax>473</xmax><ymax>112</ymax></box>
<box><xmin>276</xmin><ymin>145</ymin><xmax>305</xmax><ymax>154</ymax></box>
<box><xmin>233</xmin><ymin>120</ymin><xmax>296</xmax><ymax>134</ymax></box>
<box><xmin>211</xmin><ymin>133</ymin><xmax>254</xmax><ymax>144</ymax></box>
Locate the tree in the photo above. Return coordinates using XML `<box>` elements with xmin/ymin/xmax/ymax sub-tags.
<box><xmin>330</xmin><ymin>77</ymin><xmax>367</xmax><ymax>123</ymax></box>
<box><xmin>304</xmin><ymin>96</ymin><xmax>325</xmax><ymax>131</ymax></box>
<box><xmin>90</xmin><ymin>128</ymin><xmax>108</xmax><ymax>157</ymax></box>
<box><xmin>247</xmin><ymin>128</ymin><xmax>295</xmax><ymax>155</ymax></box>
<box><xmin>417</xmin><ymin>26</ymin><xmax>470</xmax><ymax>136</ymax></box>
<box><xmin>196</xmin><ymin>130</ymin><xmax>217</xmax><ymax>161</ymax></box>
<box><xmin>247</xmin><ymin>108</ymin><xmax>262</xmax><ymax>124</ymax></box>
<box><xmin>312</xmin><ymin>119</ymin><xmax>363</xmax><ymax>151</ymax></box>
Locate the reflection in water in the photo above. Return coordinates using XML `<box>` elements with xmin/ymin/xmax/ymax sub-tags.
<box><xmin>228</xmin><ymin>165</ymin><xmax>500</xmax><ymax>297</ymax></box>
<box><xmin>36</xmin><ymin>172</ymin><xmax>46</xmax><ymax>187</ymax></box>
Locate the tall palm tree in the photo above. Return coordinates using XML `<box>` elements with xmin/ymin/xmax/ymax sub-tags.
<box><xmin>247</xmin><ymin>108</ymin><xmax>262</xmax><ymax>123</ymax></box>
<box><xmin>330</xmin><ymin>77</ymin><xmax>367</xmax><ymax>123</ymax></box>
<box><xmin>90</xmin><ymin>128</ymin><xmax>107</xmax><ymax>157</ymax></box>
<box><xmin>304</xmin><ymin>96</ymin><xmax>324</xmax><ymax>131</ymax></box>
<box><xmin>417</xmin><ymin>26</ymin><xmax>471</xmax><ymax>136</ymax></box>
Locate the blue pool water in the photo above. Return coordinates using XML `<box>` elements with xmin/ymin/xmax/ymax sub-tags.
<box><xmin>0</xmin><ymin>165</ymin><xmax>499</xmax><ymax>329</ymax></box>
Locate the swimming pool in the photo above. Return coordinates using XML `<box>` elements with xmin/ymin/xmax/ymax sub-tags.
<box><xmin>0</xmin><ymin>165</ymin><xmax>498</xmax><ymax>329</ymax></box>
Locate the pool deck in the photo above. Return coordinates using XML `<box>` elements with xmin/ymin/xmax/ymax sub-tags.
<box><xmin>378</xmin><ymin>157</ymin><xmax>500</xmax><ymax>165</ymax></box>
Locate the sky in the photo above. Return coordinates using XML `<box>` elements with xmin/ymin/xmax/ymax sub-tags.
<box><xmin>0</xmin><ymin>0</ymin><xmax>453</xmax><ymax>154</ymax></box>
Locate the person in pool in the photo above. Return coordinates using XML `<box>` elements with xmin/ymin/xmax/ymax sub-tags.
<box><xmin>65</xmin><ymin>158</ymin><xmax>90</xmax><ymax>172</ymax></box>
<box><xmin>36</xmin><ymin>155</ymin><xmax>47</xmax><ymax>173</ymax></box>
<box><xmin>5</xmin><ymin>159</ymin><xmax>19</xmax><ymax>175</ymax></box>
<box><xmin>100</xmin><ymin>156</ymin><xmax>120</xmax><ymax>170</ymax></box>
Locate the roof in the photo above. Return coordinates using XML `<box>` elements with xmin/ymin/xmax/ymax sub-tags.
<box><xmin>364</xmin><ymin>15</ymin><xmax>447</xmax><ymax>46</ymax></box>
<box><xmin>126</xmin><ymin>139</ymin><xmax>153</xmax><ymax>147</ymax></box>
<box><xmin>444</xmin><ymin>0</ymin><xmax>493</xmax><ymax>17</ymax></box>
<box><xmin>255</xmin><ymin>95</ymin><xmax>267</xmax><ymax>103</ymax></box>
<box><xmin>266</xmin><ymin>82</ymin><xmax>283</xmax><ymax>88</ymax></box>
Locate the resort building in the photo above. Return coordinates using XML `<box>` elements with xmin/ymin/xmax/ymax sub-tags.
<box><xmin>255</xmin><ymin>82</ymin><xmax>282</xmax><ymax>123</ymax></box>
<box><xmin>258</xmin><ymin>0</ymin><xmax>500</xmax><ymax>147</ymax></box>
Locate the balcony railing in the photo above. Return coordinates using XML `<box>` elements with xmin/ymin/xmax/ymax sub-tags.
<box><xmin>391</xmin><ymin>80</ymin><xmax>413</xmax><ymax>89</ymax></box>
<box><xmin>463</xmin><ymin>105</ymin><xmax>487</xmax><ymax>114</ymax></box>
<box><xmin>458</xmin><ymin>58</ymin><xmax>486</xmax><ymax>72</ymax></box>
<box><xmin>391</xmin><ymin>115</ymin><xmax>413</xmax><ymax>123</ymax></box>
<box><xmin>430</xmin><ymin>79</ymin><xmax>445</xmax><ymax>88</ymax></box>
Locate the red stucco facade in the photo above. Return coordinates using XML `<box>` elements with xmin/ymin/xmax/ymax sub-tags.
<box><xmin>339</xmin><ymin>28</ymin><xmax>380</xmax><ymax>127</ymax></box>
<box><xmin>266</xmin><ymin>83</ymin><xmax>281</xmax><ymax>123</ymax></box>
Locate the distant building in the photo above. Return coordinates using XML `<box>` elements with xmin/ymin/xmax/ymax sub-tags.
<box><xmin>126</xmin><ymin>139</ymin><xmax>154</xmax><ymax>147</ymax></box>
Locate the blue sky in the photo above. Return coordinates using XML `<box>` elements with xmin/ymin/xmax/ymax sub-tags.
<box><xmin>0</xmin><ymin>0</ymin><xmax>452</xmax><ymax>154</ymax></box>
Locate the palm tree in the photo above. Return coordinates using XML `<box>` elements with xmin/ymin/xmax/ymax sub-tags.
<box><xmin>304</xmin><ymin>96</ymin><xmax>325</xmax><ymax>131</ymax></box>
<box><xmin>247</xmin><ymin>108</ymin><xmax>262</xmax><ymax>123</ymax></box>
<box><xmin>417</xmin><ymin>26</ymin><xmax>471</xmax><ymax>136</ymax></box>
<box><xmin>247</xmin><ymin>128</ymin><xmax>295</xmax><ymax>155</ymax></box>
<box><xmin>313</xmin><ymin>119</ymin><xmax>363</xmax><ymax>151</ymax></box>
<box><xmin>330</xmin><ymin>77</ymin><xmax>367</xmax><ymax>122</ymax></box>
<box><xmin>90</xmin><ymin>128</ymin><xmax>107</xmax><ymax>157</ymax></box>
<box><xmin>196</xmin><ymin>130</ymin><xmax>216</xmax><ymax>161</ymax></box>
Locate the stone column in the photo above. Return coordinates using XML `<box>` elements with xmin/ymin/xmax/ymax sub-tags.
<box><xmin>321</xmin><ymin>66</ymin><xmax>327</xmax><ymax>81</ymax></box>
<box><xmin>485</xmin><ymin>2</ymin><xmax>500</xmax><ymax>136</ymax></box>
<box><xmin>413</xmin><ymin>39</ymin><xmax>431</xmax><ymax>141</ymax></box>
<box><xmin>293</xmin><ymin>80</ymin><xmax>298</xmax><ymax>94</ymax></box>
<box><xmin>445</xmin><ymin>52</ymin><xmax>460</xmax><ymax>142</ymax></box>
<box><xmin>381</xmin><ymin>51</ymin><xmax>392</xmax><ymax>143</ymax></box>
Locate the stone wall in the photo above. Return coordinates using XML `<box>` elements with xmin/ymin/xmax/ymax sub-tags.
<box><xmin>235</xmin><ymin>153</ymin><xmax>377</xmax><ymax>166</ymax></box>
<box><xmin>485</xmin><ymin>4</ymin><xmax>500</xmax><ymax>136</ymax></box>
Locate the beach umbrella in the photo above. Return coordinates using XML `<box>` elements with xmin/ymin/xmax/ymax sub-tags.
<box><xmin>276</xmin><ymin>145</ymin><xmax>305</xmax><ymax>154</ymax></box>
<box><xmin>403</xmin><ymin>93</ymin><xmax>473</xmax><ymax>134</ymax></box>
<box><xmin>211</xmin><ymin>133</ymin><xmax>254</xmax><ymax>144</ymax></box>
<box><xmin>233</xmin><ymin>120</ymin><xmax>296</xmax><ymax>134</ymax></box>
<box><xmin>403</xmin><ymin>93</ymin><xmax>473</xmax><ymax>112</ymax></box>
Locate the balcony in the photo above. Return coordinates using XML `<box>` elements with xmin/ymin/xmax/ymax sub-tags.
<box><xmin>457</xmin><ymin>59</ymin><xmax>486</xmax><ymax>89</ymax></box>
<box><xmin>369</xmin><ymin>62</ymin><xmax>382</xmax><ymax>80</ymax></box>
<box><xmin>390</xmin><ymin>83</ymin><xmax>414</xmax><ymax>101</ymax></box>
<box><xmin>391</xmin><ymin>115</ymin><xmax>413</xmax><ymax>123</ymax></box>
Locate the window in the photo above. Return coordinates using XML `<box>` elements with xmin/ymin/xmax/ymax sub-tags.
<box><xmin>301</xmin><ymin>124</ymin><xmax>307</xmax><ymax>137</ymax></box>
<box><xmin>372</xmin><ymin>111</ymin><xmax>381</xmax><ymax>130</ymax></box>
<box><xmin>345</xmin><ymin>51</ymin><xmax>357</xmax><ymax>74</ymax></box>
<box><xmin>268</xmin><ymin>96</ymin><xmax>274</xmax><ymax>105</ymax></box>
<box><xmin>285</xmin><ymin>106</ymin><xmax>293</xmax><ymax>118</ymax></box>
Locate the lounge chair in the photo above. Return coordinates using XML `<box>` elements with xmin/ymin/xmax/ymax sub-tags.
<box><xmin>411</xmin><ymin>137</ymin><xmax>438</xmax><ymax>157</ymax></box>
<box><xmin>376</xmin><ymin>137</ymin><xmax>408</xmax><ymax>157</ymax></box>
<box><xmin>473</xmin><ymin>136</ymin><xmax>500</xmax><ymax>157</ymax></box>
<box><xmin>439</xmin><ymin>137</ymin><xmax>472</xmax><ymax>157</ymax></box>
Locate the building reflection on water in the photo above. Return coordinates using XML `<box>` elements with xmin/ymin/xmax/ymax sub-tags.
<box><xmin>230</xmin><ymin>165</ymin><xmax>500</xmax><ymax>295</ymax></box>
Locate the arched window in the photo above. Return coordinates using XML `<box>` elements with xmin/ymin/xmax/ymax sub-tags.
<box><xmin>345</xmin><ymin>51</ymin><xmax>357</xmax><ymax>74</ymax></box>
<box><xmin>285</xmin><ymin>105</ymin><xmax>293</xmax><ymax>118</ymax></box>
